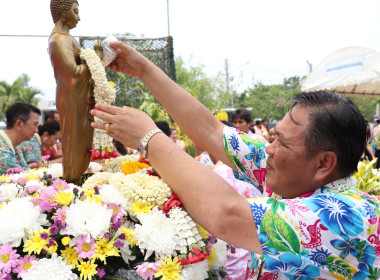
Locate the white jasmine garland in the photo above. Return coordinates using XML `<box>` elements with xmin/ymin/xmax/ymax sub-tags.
<box><xmin>181</xmin><ymin>260</ymin><xmax>209</xmax><ymax>280</ymax></box>
<box><xmin>169</xmin><ymin>207</ymin><xmax>205</xmax><ymax>253</ymax></box>
<box><xmin>80</xmin><ymin>48</ymin><xmax>116</xmax><ymax>150</ymax></box>
<box><xmin>0</xmin><ymin>197</ymin><xmax>49</xmax><ymax>247</ymax></box>
<box><xmin>104</xmin><ymin>155</ymin><xmax>141</xmax><ymax>173</ymax></box>
<box><xmin>81</xmin><ymin>172</ymin><xmax>114</xmax><ymax>190</ymax></box>
<box><xmin>115</xmin><ymin>173</ymin><xmax>172</xmax><ymax>206</ymax></box>
<box><xmin>22</xmin><ymin>253</ymin><xmax>77</xmax><ymax>280</ymax></box>
<box><xmin>61</xmin><ymin>199</ymin><xmax>113</xmax><ymax>239</ymax></box>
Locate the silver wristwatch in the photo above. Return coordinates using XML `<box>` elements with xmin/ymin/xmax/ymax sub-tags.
<box><xmin>137</xmin><ymin>128</ymin><xmax>163</xmax><ymax>158</ymax></box>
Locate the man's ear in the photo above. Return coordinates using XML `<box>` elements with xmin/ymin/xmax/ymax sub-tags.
<box><xmin>14</xmin><ymin>119</ymin><xmax>24</xmax><ymax>130</ymax></box>
<box><xmin>314</xmin><ymin>151</ymin><xmax>337</xmax><ymax>182</ymax></box>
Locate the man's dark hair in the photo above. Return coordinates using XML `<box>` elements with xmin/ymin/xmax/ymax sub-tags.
<box><xmin>288</xmin><ymin>91</ymin><xmax>366</xmax><ymax>177</ymax></box>
<box><xmin>44</xmin><ymin>110</ymin><xmax>58</xmax><ymax>122</ymax></box>
<box><xmin>38</xmin><ymin>120</ymin><xmax>60</xmax><ymax>136</ymax></box>
<box><xmin>6</xmin><ymin>102</ymin><xmax>41</xmax><ymax>129</ymax></box>
<box><xmin>155</xmin><ymin>121</ymin><xmax>171</xmax><ymax>136</ymax></box>
<box><xmin>231</xmin><ymin>108</ymin><xmax>252</xmax><ymax>123</ymax></box>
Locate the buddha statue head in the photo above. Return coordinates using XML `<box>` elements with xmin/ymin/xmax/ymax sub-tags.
<box><xmin>50</xmin><ymin>0</ymin><xmax>79</xmax><ymax>24</ymax></box>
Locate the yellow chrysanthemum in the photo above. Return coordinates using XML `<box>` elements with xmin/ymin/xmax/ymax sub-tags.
<box><xmin>121</xmin><ymin>161</ymin><xmax>149</xmax><ymax>175</ymax></box>
<box><xmin>129</xmin><ymin>201</ymin><xmax>154</xmax><ymax>214</ymax></box>
<box><xmin>55</xmin><ymin>191</ymin><xmax>74</xmax><ymax>206</ymax></box>
<box><xmin>207</xmin><ymin>247</ymin><xmax>217</xmax><ymax>268</ymax></box>
<box><xmin>77</xmin><ymin>258</ymin><xmax>97</xmax><ymax>280</ymax></box>
<box><xmin>108</xmin><ymin>81</ymin><xmax>116</xmax><ymax>88</ymax></box>
<box><xmin>61</xmin><ymin>246</ymin><xmax>79</xmax><ymax>268</ymax></box>
<box><xmin>62</xmin><ymin>236</ymin><xmax>71</xmax><ymax>246</ymax></box>
<box><xmin>154</xmin><ymin>257</ymin><xmax>182</xmax><ymax>280</ymax></box>
<box><xmin>47</xmin><ymin>240</ymin><xmax>58</xmax><ymax>254</ymax></box>
<box><xmin>25</xmin><ymin>173</ymin><xmax>40</xmax><ymax>181</ymax></box>
<box><xmin>0</xmin><ymin>174</ymin><xmax>9</xmax><ymax>183</ymax></box>
<box><xmin>95</xmin><ymin>238</ymin><xmax>120</xmax><ymax>264</ymax></box>
<box><xmin>196</xmin><ymin>225</ymin><xmax>209</xmax><ymax>240</ymax></box>
<box><xmin>23</xmin><ymin>230</ymin><xmax>49</xmax><ymax>255</ymax></box>
<box><xmin>0</xmin><ymin>204</ymin><xmax>2</xmax><ymax>210</ymax></box>
<box><xmin>84</xmin><ymin>189</ymin><xmax>95</xmax><ymax>197</ymax></box>
<box><xmin>121</xmin><ymin>227</ymin><xmax>137</xmax><ymax>247</ymax></box>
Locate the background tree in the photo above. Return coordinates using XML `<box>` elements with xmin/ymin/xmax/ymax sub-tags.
<box><xmin>0</xmin><ymin>74</ymin><xmax>42</xmax><ymax>120</ymax></box>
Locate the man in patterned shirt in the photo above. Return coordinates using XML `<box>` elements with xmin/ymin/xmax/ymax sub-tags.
<box><xmin>91</xmin><ymin>41</ymin><xmax>380</xmax><ymax>279</ymax></box>
<box><xmin>0</xmin><ymin>102</ymin><xmax>41</xmax><ymax>174</ymax></box>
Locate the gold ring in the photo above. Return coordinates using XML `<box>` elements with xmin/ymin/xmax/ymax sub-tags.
<box><xmin>105</xmin><ymin>123</ymin><xmax>110</xmax><ymax>133</ymax></box>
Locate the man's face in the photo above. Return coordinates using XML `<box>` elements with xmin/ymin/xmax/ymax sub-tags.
<box><xmin>21</xmin><ymin>112</ymin><xmax>40</xmax><ymax>141</ymax></box>
<box><xmin>54</xmin><ymin>113</ymin><xmax>60</xmax><ymax>122</ymax></box>
<box><xmin>233</xmin><ymin>117</ymin><xmax>251</xmax><ymax>134</ymax></box>
<box><xmin>265</xmin><ymin>106</ymin><xmax>319</xmax><ymax>198</ymax></box>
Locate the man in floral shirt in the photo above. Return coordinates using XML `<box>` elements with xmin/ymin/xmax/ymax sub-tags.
<box><xmin>91</xmin><ymin>41</ymin><xmax>380</xmax><ymax>280</ymax></box>
<box><xmin>0</xmin><ymin>102</ymin><xmax>41</xmax><ymax>174</ymax></box>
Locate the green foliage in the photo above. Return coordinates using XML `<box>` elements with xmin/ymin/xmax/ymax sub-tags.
<box><xmin>0</xmin><ymin>74</ymin><xmax>43</xmax><ymax>120</ymax></box>
<box><xmin>353</xmin><ymin>158</ymin><xmax>380</xmax><ymax>195</ymax></box>
<box><xmin>348</xmin><ymin>96</ymin><xmax>377</xmax><ymax>121</ymax></box>
<box><xmin>175</xmin><ymin>57</ymin><xmax>226</xmax><ymax>111</ymax></box>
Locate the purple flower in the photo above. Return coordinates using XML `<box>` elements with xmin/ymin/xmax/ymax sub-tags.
<box><xmin>97</xmin><ymin>268</ymin><xmax>106</xmax><ymax>279</ymax></box>
<box><xmin>50</xmin><ymin>225</ymin><xmax>58</xmax><ymax>235</ymax></box>
<box><xmin>40</xmin><ymin>233</ymin><xmax>49</xmax><ymax>240</ymax></box>
<box><xmin>115</xmin><ymin>240</ymin><xmax>124</xmax><ymax>248</ymax></box>
<box><xmin>104</xmin><ymin>232</ymin><xmax>111</xmax><ymax>239</ymax></box>
<box><xmin>119</xmin><ymin>233</ymin><xmax>126</xmax><ymax>240</ymax></box>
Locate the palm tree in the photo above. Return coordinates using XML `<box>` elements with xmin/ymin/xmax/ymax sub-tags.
<box><xmin>0</xmin><ymin>74</ymin><xmax>44</xmax><ymax>120</ymax></box>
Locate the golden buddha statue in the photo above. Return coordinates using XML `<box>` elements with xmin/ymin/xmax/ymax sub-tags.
<box><xmin>48</xmin><ymin>0</ymin><xmax>102</xmax><ymax>184</ymax></box>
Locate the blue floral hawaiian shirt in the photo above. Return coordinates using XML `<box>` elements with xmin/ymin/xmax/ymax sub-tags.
<box><xmin>223</xmin><ymin>126</ymin><xmax>380</xmax><ymax>280</ymax></box>
<box><xmin>0</xmin><ymin>130</ymin><xmax>30</xmax><ymax>174</ymax></box>
<box><xmin>19</xmin><ymin>134</ymin><xmax>43</xmax><ymax>164</ymax></box>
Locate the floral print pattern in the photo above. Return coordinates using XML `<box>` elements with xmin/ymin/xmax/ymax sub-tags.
<box><xmin>223</xmin><ymin>126</ymin><xmax>380</xmax><ymax>279</ymax></box>
<box><xmin>0</xmin><ymin>131</ymin><xmax>30</xmax><ymax>174</ymax></box>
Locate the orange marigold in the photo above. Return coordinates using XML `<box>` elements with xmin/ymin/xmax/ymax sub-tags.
<box><xmin>121</xmin><ymin>161</ymin><xmax>150</xmax><ymax>175</ymax></box>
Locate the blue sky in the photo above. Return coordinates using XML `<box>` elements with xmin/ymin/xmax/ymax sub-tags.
<box><xmin>1</xmin><ymin>0</ymin><xmax>380</xmax><ymax>102</ymax></box>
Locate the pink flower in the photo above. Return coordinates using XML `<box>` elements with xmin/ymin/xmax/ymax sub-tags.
<box><xmin>25</xmin><ymin>184</ymin><xmax>41</xmax><ymax>194</ymax></box>
<box><xmin>35</xmin><ymin>187</ymin><xmax>59</xmax><ymax>211</ymax></box>
<box><xmin>13</xmin><ymin>255</ymin><xmax>38</xmax><ymax>278</ymax></box>
<box><xmin>52</xmin><ymin>207</ymin><xmax>67</xmax><ymax>228</ymax></box>
<box><xmin>135</xmin><ymin>261</ymin><xmax>161</xmax><ymax>280</ymax></box>
<box><xmin>0</xmin><ymin>244</ymin><xmax>20</xmax><ymax>274</ymax></box>
<box><xmin>51</xmin><ymin>179</ymin><xmax>70</xmax><ymax>191</ymax></box>
<box><xmin>108</xmin><ymin>203</ymin><xmax>124</xmax><ymax>222</ymax></box>
<box><xmin>75</xmin><ymin>235</ymin><xmax>96</xmax><ymax>259</ymax></box>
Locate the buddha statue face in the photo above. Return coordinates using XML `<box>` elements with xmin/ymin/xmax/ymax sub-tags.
<box><xmin>50</xmin><ymin>0</ymin><xmax>80</xmax><ymax>29</ymax></box>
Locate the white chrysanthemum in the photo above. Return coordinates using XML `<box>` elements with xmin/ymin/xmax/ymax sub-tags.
<box><xmin>86</xmin><ymin>162</ymin><xmax>103</xmax><ymax>173</ymax></box>
<box><xmin>81</xmin><ymin>172</ymin><xmax>114</xmax><ymax>190</ymax></box>
<box><xmin>25</xmin><ymin>179</ymin><xmax>44</xmax><ymax>190</ymax></box>
<box><xmin>22</xmin><ymin>253</ymin><xmax>77</xmax><ymax>280</ymax></box>
<box><xmin>61</xmin><ymin>199</ymin><xmax>112</xmax><ymax>239</ymax></box>
<box><xmin>134</xmin><ymin>207</ymin><xmax>180</xmax><ymax>258</ymax></box>
<box><xmin>120</xmin><ymin>240</ymin><xmax>136</xmax><ymax>264</ymax></box>
<box><xmin>116</xmin><ymin>173</ymin><xmax>171</xmax><ymax>206</ymax></box>
<box><xmin>0</xmin><ymin>197</ymin><xmax>49</xmax><ymax>247</ymax></box>
<box><xmin>169</xmin><ymin>207</ymin><xmax>205</xmax><ymax>253</ymax></box>
<box><xmin>0</xmin><ymin>183</ymin><xmax>19</xmax><ymax>201</ymax></box>
<box><xmin>210</xmin><ymin>239</ymin><xmax>228</xmax><ymax>271</ymax></box>
<box><xmin>46</xmin><ymin>163</ymin><xmax>63</xmax><ymax>179</ymax></box>
<box><xmin>99</xmin><ymin>184</ymin><xmax>129</xmax><ymax>208</ymax></box>
<box><xmin>181</xmin><ymin>260</ymin><xmax>209</xmax><ymax>280</ymax></box>
<box><xmin>104</xmin><ymin>155</ymin><xmax>141</xmax><ymax>173</ymax></box>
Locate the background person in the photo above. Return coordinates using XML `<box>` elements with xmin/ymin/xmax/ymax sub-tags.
<box><xmin>231</xmin><ymin>108</ymin><xmax>267</xmax><ymax>143</ymax></box>
<box><xmin>91</xmin><ymin>41</ymin><xmax>379</xmax><ymax>279</ymax></box>
<box><xmin>169</xmin><ymin>128</ymin><xmax>186</xmax><ymax>150</ymax></box>
<box><xmin>0</xmin><ymin>102</ymin><xmax>40</xmax><ymax>173</ymax></box>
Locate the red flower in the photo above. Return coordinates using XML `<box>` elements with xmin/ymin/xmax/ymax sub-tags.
<box><xmin>163</xmin><ymin>193</ymin><xmax>182</xmax><ymax>213</ymax></box>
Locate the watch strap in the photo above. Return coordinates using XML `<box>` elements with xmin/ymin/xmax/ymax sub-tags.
<box><xmin>137</xmin><ymin>128</ymin><xmax>163</xmax><ymax>158</ymax></box>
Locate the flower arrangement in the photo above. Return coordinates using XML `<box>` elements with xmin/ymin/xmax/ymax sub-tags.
<box><xmin>0</xmin><ymin>156</ymin><xmax>227</xmax><ymax>279</ymax></box>
<box><xmin>80</xmin><ymin>48</ymin><xmax>118</xmax><ymax>161</ymax></box>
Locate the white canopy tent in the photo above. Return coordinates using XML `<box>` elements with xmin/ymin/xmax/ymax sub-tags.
<box><xmin>301</xmin><ymin>46</ymin><xmax>380</xmax><ymax>97</ymax></box>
